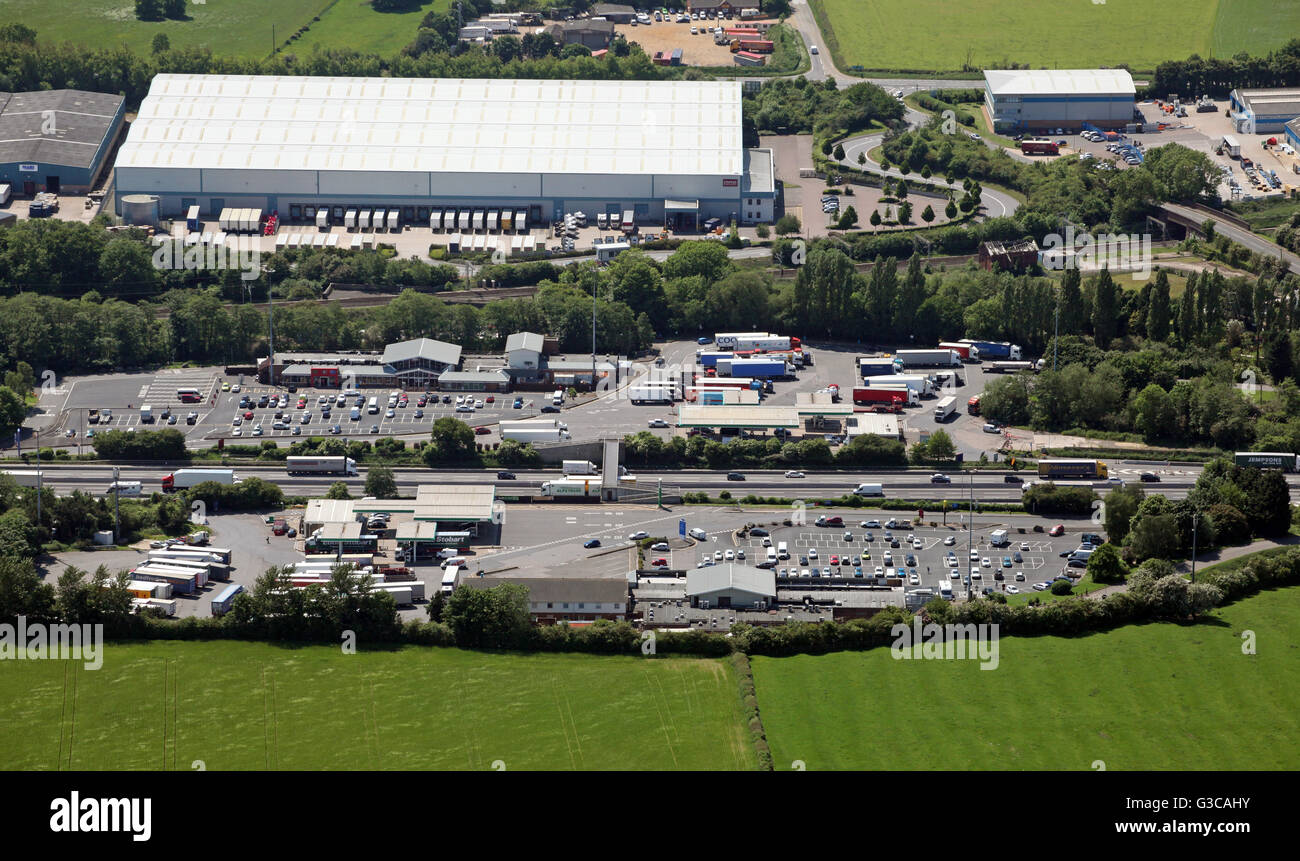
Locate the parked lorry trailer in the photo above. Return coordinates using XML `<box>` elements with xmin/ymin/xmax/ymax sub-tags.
<box><xmin>211</xmin><ymin>583</ymin><xmax>245</xmax><ymax>616</ymax></box>
<box><xmin>131</xmin><ymin>565</ymin><xmax>200</xmax><ymax>595</ymax></box>
<box><xmin>628</xmin><ymin>383</ymin><xmax>677</xmax><ymax>404</ymax></box>
<box><xmin>1233</xmin><ymin>451</ymin><xmax>1300</xmax><ymax>471</ymax></box>
<box><xmin>959</xmin><ymin>339</ymin><xmax>1022</xmax><ymax>360</ymax></box>
<box><xmin>894</xmin><ymin>349</ymin><xmax>961</xmax><ymax>369</ymax></box>
<box><xmin>933</xmin><ymin>396</ymin><xmax>958</xmax><ymax>422</ymax></box>
<box><xmin>852</xmin><ymin>387</ymin><xmax>909</xmax><ymax>407</ymax></box>
<box><xmin>717</xmin><ymin>358</ymin><xmax>789</xmax><ymax>379</ymax></box>
<box><xmin>714</xmin><ymin>332</ymin><xmax>800</xmax><ymax>351</ymax></box>
<box><xmin>858</xmin><ymin>357</ymin><xmax>900</xmax><ymax>377</ymax></box>
<box><xmin>986</xmin><ymin>360</ymin><xmax>1037</xmax><ymax>373</ymax></box>
<box><xmin>285</xmin><ymin>456</ymin><xmax>359</xmax><ymax>476</ymax></box>
<box><xmin>540</xmin><ymin>478</ymin><xmax>602</xmax><ymax>497</ymax></box>
<box><xmin>132</xmin><ymin>597</ymin><xmax>177</xmax><ymax>616</ymax></box>
<box><xmin>862</xmin><ymin>374</ymin><xmax>934</xmax><ymax>397</ymax></box>
<box><xmin>161</xmin><ymin>468</ymin><xmax>236</xmax><ymax>492</ymax></box>
<box><xmin>1019</xmin><ymin>139</ymin><xmax>1059</xmax><ymax>155</ymax></box>
<box><xmin>697</xmin><ymin>351</ymin><xmax>734</xmax><ymax>368</ymax></box>
<box><xmin>503</xmin><ymin>427</ymin><xmax>572</xmax><ymax>443</ymax></box>
<box><xmin>937</xmin><ymin>342</ymin><xmax>978</xmax><ymax>361</ymax></box>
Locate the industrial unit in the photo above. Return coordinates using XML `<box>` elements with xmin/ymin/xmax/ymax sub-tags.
<box><xmin>0</xmin><ymin>89</ymin><xmax>126</xmax><ymax>196</ymax></box>
<box><xmin>1229</xmin><ymin>87</ymin><xmax>1300</xmax><ymax>134</ymax></box>
<box><xmin>983</xmin><ymin>69</ymin><xmax>1137</xmax><ymax>133</ymax></box>
<box><xmin>114</xmin><ymin>74</ymin><xmax>776</xmax><ymax>227</ymax></box>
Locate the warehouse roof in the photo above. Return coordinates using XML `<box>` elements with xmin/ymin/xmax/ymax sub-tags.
<box><xmin>677</xmin><ymin>405</ymin><xmax>800</xmax><ymax>427</ymax></box>
<box><xmin>0</xmin><ymin>89</ymin><xmax>124</xmax><ymax>170</ymax></box>
<box><xmin>742</xmin><ymin>148</ymin><xmax>775</xmax><ymax>194</ymax></box>
<box><xmin>437</xmin><ymin>369</ymin><xmax>510</xmax><ymax>383</ymax></box>
<box><xmin>117</xmin><ymin>75</ymin><xmax>744</xmax><ymax>177</ymax></box>
<box><xmin>984</xmin><ymin>69</ymin><xmax>1136</xmax><ymax>97</ymax></box>
<box><xmin>464</xmin><ymin>573</ymin><xmax>628</xmax><ymax>605</ymax></box>
<box><xmin>505</xmin><ymin>332</ymin><xmax>545</xmax><ymax>354</ymax></box>
<box><xmin>687</xmin><ymin>564</ymin><xmax>776</xmax><ymax>599</ymax></box>
<box><xmin>1232</xmin><ymin>87</ymin><xmax>1300</xmax><ymax>120</ymax></box>
<box><xmin>305</xmin><ymin>499</ymin><xmax>356</xmax><ymax>524</ymax></box>
<box><xmin>381</xmin><ymin>337</ymin><xmax>462</xmax><ymax>368</ymax></box>
<box><xmin>413</xmin><ymin>484</ymin><xmax>498</xmax><ymax>522</ymax></box>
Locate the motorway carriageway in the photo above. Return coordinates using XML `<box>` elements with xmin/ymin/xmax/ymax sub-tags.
<box><xmin>19</xmin><ymin>463</ymin><xmax>1231</xmax><ymax>502</ymax></box>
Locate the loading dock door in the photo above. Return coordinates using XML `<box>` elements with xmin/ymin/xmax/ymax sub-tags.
<box><xmin>664</xmin><ymin>199</ymin><xmax>699</xmax><ymax>232</ymax></box>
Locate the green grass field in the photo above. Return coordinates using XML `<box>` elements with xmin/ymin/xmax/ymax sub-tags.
<box><xmin>0</xmin><ymin>643</ymin><xmax>755</xmax><ymax>770</ymax></box>
<box><xmin>815</xmin><ymin>0</ymin><xmax>1300</xmax><ymax>74</ymax></box>
<box><xmin>15</xmin><ymin>0</ymin><xmax>443</xmax><ymax>59</ymax></box>
<box><xmin>753</xmin><ymin>586</ymin><xmax>1300</xmax><ymax>770</ymax></box>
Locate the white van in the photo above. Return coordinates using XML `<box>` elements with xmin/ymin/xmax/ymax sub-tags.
<box><xmin>367</xmin><ymin>397</ymin><xmax>379</xmax><ymax>414</ymax></box>
<box><xmin>777</xmin><ymin>541</ymin><xmax>789</xmax><ymax>560</ymax></box>
<box><xmin>552</xmin><ymin>389</ymin><xmax>564</xmax><ymax>405</ymax></box>
<box><xmin>990</xmin><ymin>529</ymin><xmax>1009</xmax><ymax>547</ymax></box>
<box><xmin>766</xmin><ymin>547</ymin><xmax>778</xmax><ymax>565</ymax></box>
<box><xmin>854</xmin><ymin>483</ymin><xmax>884</xmax><ymax>497</ymax></box>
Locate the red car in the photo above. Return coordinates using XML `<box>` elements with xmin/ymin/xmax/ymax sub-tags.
<box><xmin>243</xmin><ymin>410</ymin><xmax>254</xmax><ymax>419</ymax></box>
<box><xmin>829</xmin><ymin>555</ymin><xmax>839</xmax><ymax>566</ymax></box>
<box><xmin>486</xmin><ymin>396</ymin><xmax>495</xmax><ymax>403</ymax></box>
<box><xmin>1049</xmin><ymin>524</ymin><xmax>1065</xmax><ymax>537</ymax></box>
<box><xmin>650</xmin><ymin>557</ymin><xmax>668</xmax><ymax>568</ymax></box>
<box><xmin>417</xmin><ymin>396</ymin><xmax>427</xmax><ymax>407</ymax></box>
<box><xmin>474</xmin><ymin>426</ymin><xmax>491</xmax><ymax>435</ymax></box>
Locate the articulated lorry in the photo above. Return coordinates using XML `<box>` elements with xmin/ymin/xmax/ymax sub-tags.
<box><xmin>285</xmin><ymin>456</ymin><xmax>359</xmax><ymax>476</ymax></box>
<box><xmin>714</xmin><ymin>332</ymin><xmax>800</xmax><ymax>351</ymax></box>
<box><xmin>894</xmin><ymin>349</ymin><xmax>962</xmax><ymax>369</ymax></box>
<box><xmin>627</xmin><ymin>383</ymin><xmax>676</xmax><ymax>404</ymax></box>
<box><xmin>161</xmin><ymin>468</ymin><xmax>237</xmax><ymax>492</ymax></box>
<box><xmin>852</xmin><ymin>387</ymin><xmax>911</xmax><ymax>408</ymax></box>
<box><xmin>858</xmin><ymin>357</ymin><xmax>900</xmax><ymax>377</ymax></box>
<box><xmin>1233</xmin><ymin>451</ymin><xmax>1300</xmax><ymax>471</ymax></box>
<box><xmin>937</xmin><ymin>342</ymin><xmax>979</xmax><ymax>361</ymax></box>
<box><xmin>933</xmin><ymin>396</ymin><xmax>958</xmax><ymax>422</ymax></box>
<box><xmin>862</xmin><ymin>374</ymin><xmax>934</xmax><ymax>397</ymax></box>
<box><xmin>985</xmin><ymin>360</ymin><xmax>1038</xmax><ymax>373</ymax></box>
<box><xmin>3</xmin><ymin>470</ymin><xmax>43</xmax><ymax>488</ymax></box>
<box><xmin>502</xmin><ymin>427</ymin><xmax>572</xmax><ymax>444</ymax></box>
<box><xmin>1037</xmin><ymin>459</ymin><xmax>1108</xmax><ymax>479</ymax></box>
<box><xmin>959</xmin><ymin>340</ymin><xmax>1022</xmax><ymax>360</ymax></box>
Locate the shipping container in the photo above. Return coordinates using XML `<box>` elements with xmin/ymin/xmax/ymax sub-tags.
<box><xmin>627</xmin><ymin>383</ymin><xmax>676</xmax><ymax>404</ymax></box>
<box><xmin>386</xmin><ymin>209</ymin><xmax>399</xmax><ymax>230</ymax></box>
<box><xmin>718</xmin><ymin>358</ymin><xmax>788</xmax><ymax>379</ymax></box>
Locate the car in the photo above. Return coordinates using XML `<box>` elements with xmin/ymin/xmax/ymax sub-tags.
<box><xmin>815</xmin><ymin>516</ymin><xmax>843</xmax><ymax>527</ymax></box>
<box><xmin>749</xmin><ymin>528</ymin><xmax>769</xmax><ymax>537</ymax></box>
<box><xmin>230</xmin><ymin>384</ymin><xmax>240</xmax><ymax>393</ymax></box>
<box><xmin>583</xmin><ymin>539</ymin><xmax>601</xmax><ymax>549</ymax></box>
<box><xmin>385</xmin><ymin>409</ymin><xmax>395</xmax><ymax>418</ymax></box>
<box><xmin>713</xmin><ymin>550</ymin><xmax>723</xmax><ymax>561</ymax></box>
<box><xmin>1032</xmin><ymin>582</ymin><xmax>1048</xmax><ymax>592</ymax></box>
<box><xmin>252</xmin><ymin>424</ymin><xmax>264</xmax><ymax>436</ymax></box>
<box><xmin>1013</xmin><ymin>551</ymin><xmax>1023</xmax><ymax>563</ymax></box>
<box><xmin>808</xmin><ymin>548</ymin><xmax>818</xmax><ymax>559</ymax></box>
<box><xmin>541</xmin><ymin>405</ymin><xmax>560</xmax><ymax>413</ymax></box>
<box><xmin>904</xmin><ymin>554</ymin><xmax>916</xmax><ymax>567</ymax></box>
<box><xmin>982</xmin><ymin>422</ymin><xmax>1000</xmax><ymax>433</ymax></box>
<box><xmin>930</xmin><ymin>473</ymin><xmax>950</xmax><ymax>483</ymax></box>
<box><xmin>329</xmin><ymin>424</ymin><xmax>341</xmax><ymax>435</ymax></box>
<box><xmin>242</xmin><ymin>410</ymin><xmax>254</xmax><ymax>420</ymax></box>
<box><xmin>981</xmin><ymin>558</ymin><xmax>991</xmax><ymax>568</ymax></box>
<box><xmin>1019</xmin><ymin>541</ymin><xmax>1030</xmax><ymax>551</ymax></box>
<box><xmin>1067</xmin><ymin>558</ymin><xmax>1088</xmax><ymax>569</ymax></box>
<box><xmin>456</xmin><ymin>405</ymin><xmax>473</xmax><ymax>413</ymax></box>
<box><xmin>474</xmin><ymin>426</ymin><xmax>491</xmax><ymax>435</ymax></box>
<box><xmin>231</xmin><ymin>427</ymin><xmax>242</xmax><ymax>436</ymax></box>
<box><xmin>642</xmin><ymin>418</ymin><xmax>672</xmax><ymax>430</ymax></box>
<box><xmin>1015</xmin><ymin>571</ymin><xmax>1025</xmax><ymax>581</ymax></box>
<box><xmin>628</xmin><ymin>530</ymin><xmax>649</xmax><ymax>541</ymax></box>
<box><xmin>912</xmin><ymin>539</ymin><xmax>923</xmax><ymax>550</ymax></box>
<box><xmin>943</xmin><ymin>536</ymin><xmax>956</xmax><ymax>546</ymax></box>
<box><xmin>970</xmin><ymin>568</ymin><xmax>981</xmax><ymax>580</ymax></box>
<box><xmin>221</xmin><ymin>382</ymin><xmax>230</xmax><ymax>392</ymax></box>
<box><xmin>861</xmin><ymin>520</ymin><xmax>880</xmax><ymax>529</ymax></box>
<box><xmin>485</xmin><ymin>396</ymin><xmax>495</xmax><ymax>404</ymax></box>
<box><xmin>85</xmin><ymin>428</ymin><xmax>96</xmax><ymax>438</ymax></box>
<box><xmin>1004</xmin><ymin>474</ymin><xmax>1023</xmax><ymax>484</ymax></box>
<box><xmin>968</xmin><ymin>132</ymin><xmax>981</xmax><ymax>141</ymax></box>
<box><xmin>829</xmin><ymin>555</ymin><xmax>839</xmax><ymax>566</ymax></box>
<box><xmin>784</xmin><ymin>470</ymin><xmax>805</xmax><ymax>478</ymax></box>
<box><xmin>882</xmin><ymin>551</ymin><xmax>892</xmax><ymax>565</ymax></box>
<box><xmin>1049</xmin><ymin>524</ymin><xmax>1065</xmax><ymax>537</ymax></box>
<box><xmin>1002</xmin><ymin>556</ymin><xmax>1013</xmax><ymax>567</ymax></box>
<box><xmin>413</xmin><ymin>409</ymin><xmax>424</xmax><ymax>419</ymax></box>
<box><xmin>1140</xmin><ymin>472</ymin><xmax>1160</xmax><ymax>482</ymax></box>
<box><xmin>799</xmin><ymin>556</ymin><xmax>809</xmax><ymax>566</ymax></box>
<box><xmin>1006</xmin><ymin>585</ymin><xmax>1020</xmax><ymax>594</ymax></box>
<box><xmin>843</xmin><ymin>531</ymin><xmax>853</xmax><ymax>542</ymax></box>
<box><xmin>945</xmin><ymin>557</ymin><xmax>958</xmax><ymax>568</ymax></box>
<box><xmin>292</xmin><ymin>426</ymin><xmax>301</xmax><ymax>436</ymax></box>
<box><xmin>724</xmin><ymin>549</ymin><xmax>735</xmax><ymax>561</ymax></box>
<box><xmin>649</xmin><ymin>542</ymin><xmax>670</xmax><ymax>553</ymax></box>
<box><xmin>512</xmin><ymin>399</ymin><xmax>523</xmax><ymax>409</ymax></box>
<box><xmin>874</xmin><ymin>566</ymin><xmax>884</xmax><ymax>577</ymax></box>
<box><xmin>726</xmin><ymin>472</ymin><xmax>745</xmax><ymax>481</ymax></box>
<box><xmin>809</xmin><ymin>44</ymin><xmax>818</xmax><ymax>54</ymax></box>
<box><xmin>370</xmin><ymin>424</ymin><xmax>379</xmax><ymax>433</ymax></box>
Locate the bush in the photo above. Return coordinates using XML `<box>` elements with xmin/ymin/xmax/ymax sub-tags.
<box><xmin>1050</xmin><ymin>579</ymin><xmax>1074</xmax><ymax>595</ymax></box>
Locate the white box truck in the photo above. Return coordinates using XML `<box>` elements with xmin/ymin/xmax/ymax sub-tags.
<box><xmin>106</xmin><ymin>480</ymin><xmax>143</xmax><ymax>497</ymax></box>
<box><xmin>563</xmin><ymin>460</ymin><xmax>599</xmax><ymax>475</ymax></box>
<box><xmin>628</xmin><ymin>382</ymin><xmax>675</xmax><ymax>404</ymax></box>
<box><xmin>503</xmin><ymin>427</ymin><xmax>572</xmax><ymax>443</ymax></box>
<box><xmin>990</xmin><ymin>529</ymin><xmax>1009</xmax><ymax>547</ymax></box>
<box><xmin>286</xmin><ymin>456</ymin><xmax>359</xmax><ymax>476</ymax></box>
<box><xmin>540</xmin><ymin>478</ymin><xmax>602</xmax><ymax>497</ymax></box>
<box><xmin>938</xmin><ymin>580</ymin><xmax>954</xmax><ymax>599</ymax></box>
<box><xmin>3</xmin><ymin>470</ymin><xmax>43</xmax><ymax>488</ymax></box>
<box><xmin>933</xmin><ymin>396</ymin><xmax>957</xmax><ymax>422</ymax></box>
<box><xmin>863</xmin><ymin>375</ymin><xmax>933</xmax><ymax>397</ymax></box>
<box><xmin>894</xmin><ymin>349</ymin><xmax>962</xmax><ymax>369</ymax></box>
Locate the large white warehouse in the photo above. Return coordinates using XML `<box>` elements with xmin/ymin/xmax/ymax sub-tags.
<box><xmin>113</xmin><ymin>74</ymin><xmax>775</xmax><ymax>230</ymax></box>
<box><xmin>984</xmin><ymin>69</ymin><xmax>1138</xmax><ymax>133</ymax></box>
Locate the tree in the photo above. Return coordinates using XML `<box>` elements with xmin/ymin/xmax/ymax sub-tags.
<box><xmin>837</xmin><ymin>206</ymin><xmax>858</xmax><ymax>230</ymax></box>
<box><xmin>921</xmin><ymin>204</ymin><xmax>935</xmax><ymax>223</ymax></box>
<box><xmin>1050</xmin><ymin>579</ymin><xmax>1074</xmax><ymax>595</ymax></box>
<box><xmin>442</xmin><ymin>583</ymin><xmax>532</xmax><ymax>648</ymax></box>
<box><xmin>869</xmin><ymin>209</ymin><xmax>882</xmax><ymax>227</ymax></box>
<box><xmin>134</xmin><ymin>0</ymin><xmax>163</xmax><ymax>21</ymax></box>
<box><xmin>925</xmin><ymin>429</ymin><xmax>956</xmax><ymax>461</ymax></box>
<box><xmin>163</xmin><ymin>0</ymin><xmax>185</xmax><ymax>18</ymax></box>
<box><xmin>426</xmin><ymin>417</ymin><xmax>476</xmax><ymax>463</ymax></box>
<box><xmin>1147</xmin><ymin>269</ymin><xmax>1171</xmax><ymax>342</ymax></box>
<box><xmin>944</xmin><ymin>198</ymin><xmax>957</xmax><ymax>219</ymax></box>
<box><xmin>833</xmin><ymin>143</ymin><xmax>846</xmax><ymax>161</ymax></box>
<box><xmin>325</xmin><ymin>481</ymin><xmax>351</xmax><ymax>500</ymax></box>
<box><xmin>1126</xmin><ymin>513</ymin><xmax>1181</xmax><ymax>562</ymax></box>
<box><xmin>0</xmin><ymin>556</ymin><xmax>55</xmax><ymax>621</ymax></box>
<box><xmin>1090</xmin><ymin>268</ymin><xmax>1119</xmax><ymax>350</ymax></box>
<box><xmin>0</xmin><ymin>386</ymin><xmax>26</xmax><ymax>438</ymax></box>
<box><xmin>151</xmin><ymin>33</ymin><xmax>170</xmax><ymax>54</ymax></box>
<box><xmin>1086</xmin><ymin>542</ymin><xmax>1128</xmax><ymax>584</ymax></box>
<box><xmin>1264</xmin><ymin>328</ymin><xmax>1293</xmax><ymax>386</ymax></box>
<box><xmin>857</xmin><ymin>152</ymin><xmax>867</xmax><ymax>166</ymax></box>
<box><xmin>774</xmin><ymin>214</ymin><xmax>801</xmax><ymax>236</ymax></box>
<box><xmin>1102</xmin><ymin>484</ymin><xmax>1144</xmax><ymax>544</ymax></box>
<box><xmin>363</xmin><ymin>465</ymin><xmax>398</xmax><ymax>499</ymax></box>
<box><xmin>898</xmin><ymin>201</ymin><xmax>912</xmax><ymax>223</ymax></box>
<box><xmin>1132</xmin><ymin>383</ymin><xmax>1175</xmax><ymax>444</ymax></box>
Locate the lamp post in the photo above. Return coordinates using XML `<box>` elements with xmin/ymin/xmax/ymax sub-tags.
<box><xmin>1190</xmin><ymin>511</ymin><xmax>1199</xmax><ymax>583</ymax></box>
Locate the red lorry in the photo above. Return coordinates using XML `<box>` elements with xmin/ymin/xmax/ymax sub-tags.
<box><xmin>852</xmin><ymin>387</ymin><xmax>907</xmax><ymax>407</ymax></box>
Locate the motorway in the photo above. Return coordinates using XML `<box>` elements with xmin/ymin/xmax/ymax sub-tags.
<box><xmin>17</xmin><ymin>461</ymin><xmax>1242</xmax><ymax>502</ymax></box>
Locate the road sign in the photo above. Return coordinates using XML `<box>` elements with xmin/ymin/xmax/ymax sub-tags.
<box><xmin>679</xmin><ymin>519</ymin><xmax>686</xmax><ymax>537</ymax></box>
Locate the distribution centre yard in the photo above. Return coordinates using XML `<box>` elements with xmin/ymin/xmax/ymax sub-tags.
<box><xmin>0</xmin><ymin>643</ymin><xmax>755</xmax><ymax>770</ymax></box>
<box><xmin>11</xmin><ymin>0</ymin><xmax>447</xmax><ymax>59</ymax></box>
<box><xmin>752</xmin><ymin>586</ymin><xmax>1300</xmax><ymax>770</ymax></box>
<box><xmin>813</xmin><ymin>0</ymin><xmax>1300</xmax><ymax>73</ymax></box>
